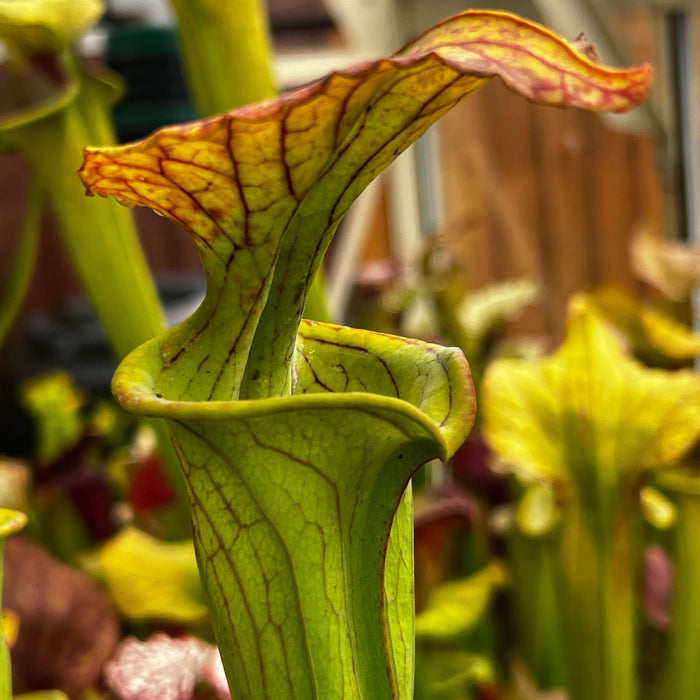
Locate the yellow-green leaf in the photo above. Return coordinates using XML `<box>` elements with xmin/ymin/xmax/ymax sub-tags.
<box><xmin>458</xmin><ymin>278</ymin><xmax>540</xmax><ymax>343</ymax></box>
<box><xmin>415</xmin><ymin>562</ymin><xmax>506</xmax><ymax>640</ymax></box>
<box><xmin>0</xmin><ymin>176</ymin><xmax>41</xmax><ymax>349</ymax></box>
<box><xmin>589</xmin><ymin>285</ymin><xmax>700</xmax><ymax>365</ymax></box>
<box><xmin>20</xmin><ymin>372</ymin><xmax>84</xmax><ymax>465</ymax></box>
<box><xmin>483</xmin><ymin>296</ymin><xmax>700</xmax><ymax>485</ymax></box>
<box><xmin>0</xmin><ymin>0</ymin><xmax>103</xmax><ymax>56</ymax></box>
<box><xmin>94</xmin><ymin>527</ymin><xmax>207</xmax><ymax>623</ymax></box>
<box><xmin>112</xmin><ymin>318</ymin><xmax>474</xmax><ymax>699</ymax></box>
<box><xmin>515</xmin><ymin>482</ymin><xmax>560</xmax><ymax>537</ymax></box>
<box><xmin>640</xmin><ymin>486</ymin><xmax>677</xmax><ymax>530</ymax></box>
<box><xmin>0</xmin><ymin>510</ymin><xmax>26</xmax><ymax>543</ymax></box>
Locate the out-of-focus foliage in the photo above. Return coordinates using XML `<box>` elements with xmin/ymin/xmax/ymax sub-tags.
<box><xmin>92</xmin><ymin>527</ymin><xmax>207</xmax><ymax>623</ymax></box>
<box><xmin>589</xmin><ymin>285</ymin><xmax>700</xmax><ymax>367</ymax></box>
<box><xmin>631</xmin><ymin>229</ymin><xmax>700</xmax><ymax>302</ymax></box>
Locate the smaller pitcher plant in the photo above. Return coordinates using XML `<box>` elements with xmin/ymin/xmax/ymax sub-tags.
<box><xmin>78</xmin><ymin>10</ymin><xmax>650</xmax><ymax>698</ymax></box>
<box><xmin>483</xmin><ymin>296</ymin><xmax>700</xmax><ymax>700</ymax></box>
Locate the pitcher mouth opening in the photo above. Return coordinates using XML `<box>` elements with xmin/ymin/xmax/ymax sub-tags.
<box><xmin>111</xmin><ymin>332</ymin><xmax>451</xmax><ymax>454</ymax></box>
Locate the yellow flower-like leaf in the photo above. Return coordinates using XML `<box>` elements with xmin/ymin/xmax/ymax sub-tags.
<box><xmin>484</xmin><ymin>298</ymin><xmax>700</xmax><ymax>699</ymax></box>
<box><xmin>483</xmin><ymin>296</ymin><xmax>700</xmax><ymax>485</ymax></box>
<box><xmin>590</xmin><ymin>285</ymin><xmax>700</xmax><ymax>365</ymax></box>
<box><xmin>1</xmin><ymin>609</ymin><xmax>19</xmax><ymax>648</ymax></box>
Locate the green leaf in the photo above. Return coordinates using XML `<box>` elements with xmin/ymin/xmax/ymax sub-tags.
<box><xmin>415</xmin><ymin>563</ymin><xmax>506</xmax><ymax>641</ymax></box>
<box><xmin>1</xmin><ymin>58</ymin><xmax>188</xmax><ymax>514</ymax></box>
<box><xmin>0</xmin><ymin>0</ymin><xmax>104</xmax><ymax>136</ymax></box>
<box><xmin>0</xmin><ymin>0</ymin><xmax>188</xmax><ymax>514</ymax></box>
<box><xmin>78</xmin><ymin>9</ymin><xmax>652</xmax><ymax>699</ymax></box>
<box><xmin>415</xmin><ymin>648</ymin><xmax>494</xmax><ymax>700</ymax></box>
<box><xmin>20</xmin><ymin>372</ymin><xmax>84</xmax><ymax>465</ymax></box>
<box><xmin>169</xmin><ymin>0</ymin><xmax>276</xmax><ymax>116</ymax></box>
<box><xmin>93</xmin><ymin>527</ymin><xmax>207</xmax><ymax>623</ymax></box>
<box><xmin>657</xmin><ymin>467</ymin><xmax>700</xmax><ymax>699</ymax></box>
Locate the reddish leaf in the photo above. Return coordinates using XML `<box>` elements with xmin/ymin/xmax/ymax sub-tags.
<box><xmin>127</xmin><ymin>453</ymin><xmax>176</xmax><ymax>513</ymax></box>
<box><xmin>3</xmin><ymin>536</ymin><xmax>119</xmax><ymax>696</ymax></box>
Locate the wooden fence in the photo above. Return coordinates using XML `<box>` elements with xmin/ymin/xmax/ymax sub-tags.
<box><xmin>436</xmin><ymin>78</ymin><xmax>665</xmax><ymax>341</ymax></box>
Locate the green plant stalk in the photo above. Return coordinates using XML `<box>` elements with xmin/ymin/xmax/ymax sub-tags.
<box><xmin>11</xmin><ymin>75</ymin><xmax>188</xmax><ymax>514</ymax></box>
<box><xmin>0</xmin><ymin>175</ymin><xmax>41</xmax><ymax>348</ymax></box>
<box><xmin>169</xmin><ymin>0</ymin><xmax>276</xmax><ymax>116</ymax></box>
<box><xmin>14</xmin><ymin>84</ymin><xmax>162</xmax><ymax>359</ymax></box>
<box><xmin>665</xmin><ymin>485</ymin><xmax>700</xmax><ymax>699</ymax></box>
<box><xmin>509</xmin><ymin>529</ymin><xmax>566</xmax><ymax>689</ymax></box>
<box><xmin>0</xmin><ymin>509</ymin><xmax>27</xmax><ymax>700</ymax></box>
<box><xmin>557</xmin><ymin>483</ymin><xmax>643</xmax><ymax>700</ymax></box>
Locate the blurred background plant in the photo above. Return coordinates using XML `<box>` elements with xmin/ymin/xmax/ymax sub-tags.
<box><xmin>1</xmin><ymin>0</ymin><xmax>700</xmax><ymax>698</ymax></box>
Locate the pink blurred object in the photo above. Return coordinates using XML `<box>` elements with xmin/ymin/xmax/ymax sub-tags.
<box><xmin>643</xmin><ymin>544</ymin><xmax>674</xmax><ymax>630</ymax></box>
<box><xmin>104</xmin><ymin>633</ymin><xmax>231</xmax><ymax>700</ymax></box>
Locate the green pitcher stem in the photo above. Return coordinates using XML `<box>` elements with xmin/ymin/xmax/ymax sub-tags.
<box><xmin>557</xmin><ymin>486</ymin><xmax>642</xmax><ymax>700</ymax></box>
<box><xmin>169</xmin><ymin>0</ymin><xmax>276</xmax><ymax>115</ymax></box>
<box><xmin>302</xmin><ymin>270</ymin><xmax>330</xmax><ymax>323</ymax></box>
<box><xmin>12</xmin><ymin>81</ymin><xmax>189</xmax><ymax>516</ymax></box>
<box><xmin>0</xmin><ymin>174</ymin><xmax>41</xmax><ymax>348</ymax></box>
<box><xmin>509</xmin><ymin>530</ymin><xmax>566</xmax><ymax>689</ymax></box>
<box><xmin>666</xmin><ymin>490</ymin><xmax>700</xmax><ymax>699</ymax></box>
<box><xmin>16</xmin><ymin>104</ymin><xmax>163</xmax><ymax>360</ymax></box>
